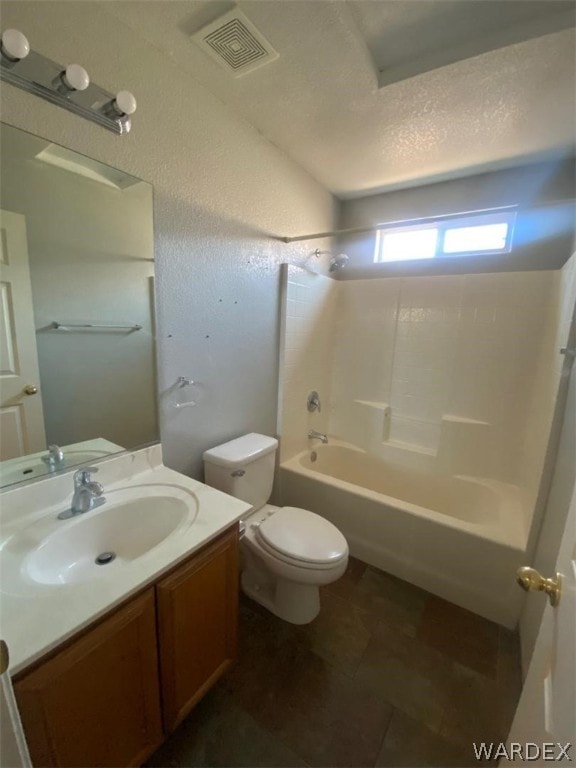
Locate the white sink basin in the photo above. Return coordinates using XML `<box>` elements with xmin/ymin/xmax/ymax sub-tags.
<box><xmin>2</xmin><ymin>484</ymin><xmax>198</xmax><ymax>587</ymax></box>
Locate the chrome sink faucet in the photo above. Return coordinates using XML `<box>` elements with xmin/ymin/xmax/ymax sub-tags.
<box><xmin>308</xmin><ymin>429</ymin><xmax>328</xmax><ymax>444</ymax></box>
<box><xmin>42</xmin><ymin>444</ymin><xmax>65</xmax><ymax>471</ymax></box>
<box><xmin>58</xmin><ymin>467</ymin><xmax>106</xmax><ymax>520</ymax></box>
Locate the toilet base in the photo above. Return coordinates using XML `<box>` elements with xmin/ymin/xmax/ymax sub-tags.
<box><xmin>241</xmin><ymin>568</ymin><xmax>320</xmax><ymax>625</ymax></box>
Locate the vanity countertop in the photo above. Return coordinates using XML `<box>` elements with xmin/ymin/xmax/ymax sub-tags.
<box><xmin>0</xmin><ymin>437</ymin><xmax>125</xmax><ymax>488</ymax></box>
<box><xmin>0</xmin><ymin>445</ymin><xmax>251</xmax><ymax>675</ymax></box>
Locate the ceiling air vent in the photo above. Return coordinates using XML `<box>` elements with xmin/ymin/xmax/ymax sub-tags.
<box><xmin>192</xmin><ymin>9</ymin><xmax>279</xmax><ymax>77</ymax></box>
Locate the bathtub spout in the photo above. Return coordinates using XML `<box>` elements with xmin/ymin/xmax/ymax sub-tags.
<box><xmin>308</xmin><ymin>430</ymin><xmax>328</xmax><ymax>444</ymax></box>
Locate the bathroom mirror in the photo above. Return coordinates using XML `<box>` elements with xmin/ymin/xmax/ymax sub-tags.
<box><xmin>0</xmin><ymin>122</ymin><xmax>158</xmax><ymax>488</ymax></box>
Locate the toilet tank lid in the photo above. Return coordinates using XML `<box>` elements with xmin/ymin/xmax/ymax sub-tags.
<box><xmin>203</xmin><ymin>433</ymin><xmax>278</xmax><ymax>468</ymax></box>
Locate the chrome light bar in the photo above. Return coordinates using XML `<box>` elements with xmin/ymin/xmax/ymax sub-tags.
<box><xmin>0</xmin><ymin>28</ymin><xmax>136</xmax><ymax>135</ymax></box>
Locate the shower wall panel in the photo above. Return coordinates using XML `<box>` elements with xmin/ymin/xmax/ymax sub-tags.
<box><xmin>279</xmin><ymin>267</ymin><xmax>563</xmax><ymax>498</ymax></box>
<box><xmin>278</xmin><ymin>265</ymin><xmax>337</xmax><ymax>462</ymax></box>
<box><xmin>330</xmin><ymin>271</ymin><xmax>559</xmax><ymax>487</ymax></box>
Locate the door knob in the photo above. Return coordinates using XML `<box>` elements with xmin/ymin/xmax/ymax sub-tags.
<box><xmin>516</xmin><ymin>567</ymin><xmax>562</xmax><ymax>607</ymax></box>
<box><xmin>24</xmin><ymin>384</ymin><xmax>38</xmax><ymax>395</ymax></box>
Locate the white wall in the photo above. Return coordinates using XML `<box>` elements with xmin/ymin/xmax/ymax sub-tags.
<box><xmin>0</xmin><ymin>1</ymin><xmax>337</xmax><ymax>479</ymax></box>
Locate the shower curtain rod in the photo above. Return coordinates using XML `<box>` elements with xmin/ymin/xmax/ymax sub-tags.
<box><xmin>279</xmin><ymin>198</ymin><xmax>576</xmax><ymax>243</ymax></box>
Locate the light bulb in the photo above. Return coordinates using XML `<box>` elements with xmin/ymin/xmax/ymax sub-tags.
<box><xmin>114</xmin><ymin>90</ymin><xmax>137</xmax><ymax>116</ymax></box>
<box><xmin>1</xmin><ymin>29</ymin><xmax>30</xmax><ymax>62</ymax></box>
<box><xmin>62</xmin><ymin>63</ymin><xmax>90</xmax><ymax>91</ymax></box>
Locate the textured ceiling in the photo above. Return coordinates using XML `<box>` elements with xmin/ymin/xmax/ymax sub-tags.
<box><xmin>106</xmin><ymin>0</ymin><xmax>576</xmax><ymax>199</ymax></box>
<box><xmin>350</xmin><ymin>1</ymin><xmax>574</xmax><ymax>86</ymax></box>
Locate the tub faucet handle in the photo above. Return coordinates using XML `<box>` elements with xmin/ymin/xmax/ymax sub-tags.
<box><xmin>307</xmin><ymin>391</ymin><xmax>321</xmax><ymax>412</ymax></box>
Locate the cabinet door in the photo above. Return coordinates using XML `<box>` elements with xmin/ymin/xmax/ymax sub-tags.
<box><xmin>14</xmin><ymin>590</ymin><xmax>163</xmax><ymax>768</ymax></box>
<box><xmin>157</xmin><ymin>527</ymin><xmax>239</xmax><ymax>732</ymax></box>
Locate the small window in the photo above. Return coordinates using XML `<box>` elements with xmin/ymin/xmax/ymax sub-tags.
<box><xmin>443</xmin><ymin>222</ymin><xmax>509</xmax><ymax>254</ymax></box>
<box><xmin>379</xmin><ymin>227</ymin><xmax>437</xmax><ymax>262</ymax></box>
<box><xmin>374</xmin><ymin>211</ymin><xmax>515</xmax><ymax>263</ymax></box>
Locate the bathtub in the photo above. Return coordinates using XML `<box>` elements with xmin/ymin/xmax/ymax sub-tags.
<box><xmin>280</xmin><ymin>443</ymin><xmax>531</xmax><ymax>628</ymax></box>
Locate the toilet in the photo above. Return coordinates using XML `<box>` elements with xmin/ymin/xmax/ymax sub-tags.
<box><xmin>203</xmin><ymin>433</ymin><xmax>349</xmax><ymax>624</ymax></box>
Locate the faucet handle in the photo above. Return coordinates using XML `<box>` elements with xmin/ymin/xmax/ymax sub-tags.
<box><xmin>48</xmin><ymin>444</ymin><xmax>64</xmax><ymax>460</ymax></box>
<box><xmin>307</xmin><ymin>390</ymin><xmax>321</xmax><ymax>413</ymax></box>
<box><xmin>42</xmin><ymin>444</ymin><xmax>65</xmax><ymax>467</ymax></box>
<box><xmin>74</xmin><ymin>466</ymin><xmax>99</xmax><ymax>485</ymax></box>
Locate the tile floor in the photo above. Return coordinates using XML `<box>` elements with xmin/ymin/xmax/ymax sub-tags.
<box><xmin>148</xmin><ymin>556</ymin><xmax>522</xmax><ymax>767</ymax></box>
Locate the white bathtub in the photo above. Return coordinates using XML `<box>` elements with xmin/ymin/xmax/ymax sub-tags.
<box><xmin>280</xmin><ymin>443</ymin><xmax>531</xmax><ymax>628</ymax></box>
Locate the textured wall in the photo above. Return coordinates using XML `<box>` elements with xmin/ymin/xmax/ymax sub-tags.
<box><xmin>0</xmin><ymin>1</ymin><xmax>337</xmax><ymax>478</ymax></box>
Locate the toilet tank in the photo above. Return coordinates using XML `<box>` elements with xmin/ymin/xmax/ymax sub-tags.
<box><xmin>203</xmin><ymin>433</ymin><xmax>278</xmax><ymax>510</ymax></box>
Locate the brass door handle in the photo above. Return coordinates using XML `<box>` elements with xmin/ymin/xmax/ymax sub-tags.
<box><xmin>516</xmin><ymin>567</ymin><xmax>562</xmax><ymax>607</ymax></box>
<box><xmin>24</xmin><ymin>384</ymin><xmax>38</xmax><ymax>395</ymax></box>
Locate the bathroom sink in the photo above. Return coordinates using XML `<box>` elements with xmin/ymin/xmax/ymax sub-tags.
<box><xmin>2</xmin><ymin>484</ymin><xmax>198</xmax><ymax>587</ymax></box>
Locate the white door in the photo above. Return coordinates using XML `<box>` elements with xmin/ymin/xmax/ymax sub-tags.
<box><xmin>508</xmin><ymin>486</ymin><xmax>575</xmax><ymax>761</ymax></box>
<box><xmin>0</xmin><ymin>209</ymin><xmax>46</xmax><ymax>460</ymax></box>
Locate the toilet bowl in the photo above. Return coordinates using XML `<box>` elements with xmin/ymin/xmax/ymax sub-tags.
<box><xmin>203</xmin><ymin>434</ymin><xmax>348</xmax><ymax>624</ymax></box>
<box><xmin>240</xmin><ymin>504</ymin><xmax>348</xmax><ymax>624</ymax></box>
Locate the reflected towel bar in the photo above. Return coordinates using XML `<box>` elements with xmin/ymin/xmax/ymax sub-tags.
<box><xmin>50</xmin><ymin>322</ymin><xmax>142</xmax><ymax>331</ymax></box>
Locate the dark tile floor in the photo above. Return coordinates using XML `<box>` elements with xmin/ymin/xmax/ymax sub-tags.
<box><xmin>148</xmin><ymin>557</ymin><xmax>522</xmax><ymax>768</ymax></box>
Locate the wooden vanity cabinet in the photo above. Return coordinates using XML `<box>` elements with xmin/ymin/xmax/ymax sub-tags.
<box><xmin>14</xmin><ymin>589</ymin><xmax>162</xmax><ymax>768</ymax></box>
<box><xmin>13</xmin><ymin>526</ymin><xmax>239</xmax><ymax>767</ymax></box>
<box><xmin>157</xmin><ymin>526</ymin><xmax>239</xmax><ymax>731</ymax></box>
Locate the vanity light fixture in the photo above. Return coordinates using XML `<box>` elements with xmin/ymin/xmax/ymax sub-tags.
<box><xmin>0</xmin><ymin>28</ymin><xmax>137</xmax><ymax>134</ymax></box>
<box><xmin>101</xmin><ymin>90</ymin><xmax>137</xmax><ymax>119</ymax></box>
<box><xmin>1</xmin><ymin>28</ymin><xmax>30</xmax><ymax>63</ymax></box>
<box><xmin>56</xmin><ymin>64</ymin><xmax>90</xmax><ymax>94</ymax></box>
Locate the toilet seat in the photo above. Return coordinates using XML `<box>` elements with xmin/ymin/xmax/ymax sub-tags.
<box><xmin>254</xmin><ymin>535</ymin><xmax>347</xmax><ymax>571</ymax></box>
<box><xmin>256</xmin><ymin>507</ymin><xmax>348</xmax><ymax>569</ymax></box>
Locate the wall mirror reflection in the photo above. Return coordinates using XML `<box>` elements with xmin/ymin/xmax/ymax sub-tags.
<box><xmin>0</xmin><ymin>122</ymin><xmax>158</xmax><ymax>489</ymax></box>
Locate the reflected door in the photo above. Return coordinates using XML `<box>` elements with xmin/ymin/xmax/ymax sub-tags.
<box><xmin>0</xmin><ymin>209</ymin><xmax>46</xmax><ymax>459</ymax></box>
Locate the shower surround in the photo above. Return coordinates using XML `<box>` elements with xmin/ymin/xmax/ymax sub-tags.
<box><xmin>277</xmin><ymin>258</ymin><xmax>575</xmax><ymax>626</ymax></box>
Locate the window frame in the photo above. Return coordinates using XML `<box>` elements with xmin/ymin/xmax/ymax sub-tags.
<box><xmin>373</xmin><ymin>209</ymin><xmax>516</xmax><ymax>264</ymax></box>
